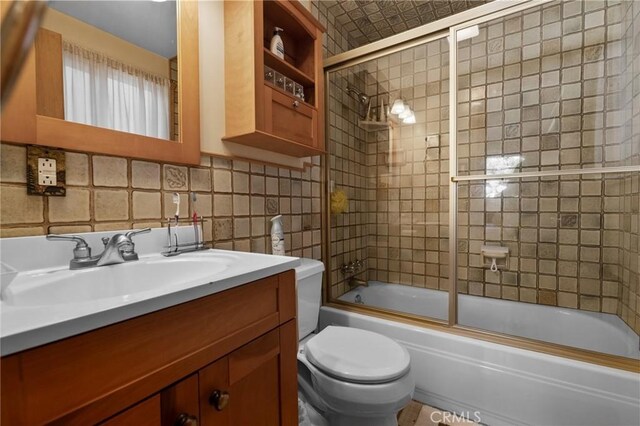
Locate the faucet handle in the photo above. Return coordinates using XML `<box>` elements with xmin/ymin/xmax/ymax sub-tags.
<box><xmin>46</xmin><ymin>234</ymin><xmax>92</xmax><ymax>260</ymax></box>
<box><xmin>120</xmin><ymin>228</ymin><xmax>151</xmax><ymax>260</ymax></box>
<box><xmin>125</xmin><ymin>228</ymin><xmax>151</xmax><ymax>240</ymax></box>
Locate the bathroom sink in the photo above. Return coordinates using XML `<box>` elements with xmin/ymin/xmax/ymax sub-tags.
<box><xmin>2</xmin><ymin>253</ymin><xmax>233</xmax><ymax>307</ymax></box>
<box><xmin>1</xmin><ymin>227</ymin><xmax>300</xmax><ymax>356</ymax></box>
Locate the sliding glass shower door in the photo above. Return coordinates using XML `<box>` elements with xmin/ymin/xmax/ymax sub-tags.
<box><xmin>451</xmin><ymin>0</ymin><xmax>640</xmax><ymax>359</ymax></box>
<box><xmin>326</xmin><ymin>35</ymin><xmax>451</xmax><ymax>323</ymax></box>
<box><xmin>325</xmin><ymin>0</ymin><xmax>639</xmax><ymax>362</ymax></box>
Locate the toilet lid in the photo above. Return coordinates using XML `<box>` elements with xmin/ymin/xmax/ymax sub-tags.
<box><xmin>304</xmin><ymin>326</ymin><xmax>410</xmax><ymax>384</ymax></box>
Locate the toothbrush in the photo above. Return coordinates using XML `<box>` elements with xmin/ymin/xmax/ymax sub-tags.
<box><xmin>172</xmin><ymin>192</ymin><xmax>180</xmax><ymax>226</ymax></box>
<box><xmin>191</xmin><ymin>192</ymin><xmax>200</xmax><ymax>248</ymax></box>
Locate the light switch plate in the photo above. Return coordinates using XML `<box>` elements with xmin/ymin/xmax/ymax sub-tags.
<box><xmin>27</xmin><ymin>146</ymin><xmax>66</xmax><ymax>196</ymax></box>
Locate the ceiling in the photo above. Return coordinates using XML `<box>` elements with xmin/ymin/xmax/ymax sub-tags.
<box><xmin>325</xmin><ymin>0</ymin><xmax>489</xmax><ymax>46</ymax></box>
<box><xmin>49</xmin><ymin>0</ymin><xmax>177</xmax><ymax>58</ymax></box>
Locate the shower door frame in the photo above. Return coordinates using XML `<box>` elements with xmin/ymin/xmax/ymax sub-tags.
<box><xmin>322</xmin><ymin>0</ymin><xmax>640</xmax><ymax>372</ymax></box>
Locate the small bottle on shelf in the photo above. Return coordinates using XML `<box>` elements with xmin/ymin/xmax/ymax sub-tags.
<box><xmin>270</xmin><ymin>27</ymin><xmax>285</xmax><ymax>59</ymax></box>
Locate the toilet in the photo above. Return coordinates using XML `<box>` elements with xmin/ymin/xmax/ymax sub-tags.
<box><xmin>295</xmin><ymin>259</ymin><xmax>415</xmax><ymax>426</ymax></box>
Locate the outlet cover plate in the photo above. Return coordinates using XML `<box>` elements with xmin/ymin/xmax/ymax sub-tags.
<box><xmin>27</xmin><ymin>146</ymin><xmax>66</xmax><ymax>196</ymax></box>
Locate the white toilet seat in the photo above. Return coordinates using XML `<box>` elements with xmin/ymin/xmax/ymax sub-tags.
<box><xmin>304</xmin><ymin>326</ymin><xmax>411</xmax><ymax>384</ymax></box>
<box><xmin>298</xmin><ymin>351</ymin><xmax>414</xmax><ymax>417</ymax></box>
<box><xmin>297</xmin><ymin>326</ymin><xmax>415</xmax><ymax>420</ymax></box>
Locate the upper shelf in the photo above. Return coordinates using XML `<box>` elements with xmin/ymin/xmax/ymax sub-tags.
<box><xmin>263</xmin><ymin>48</ymin><xmax>314</xmax><ymax>87</ymax></box>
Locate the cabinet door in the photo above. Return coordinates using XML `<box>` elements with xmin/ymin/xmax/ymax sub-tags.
<box><xmin>100</xmin><ymin>396</ymin><xmax>161</xmax><ymax>426</ymax></box>
<box><xmin>162</xmin><ymin>374</ymin><xmax>200</xmax><ymax>426</ymax></box>
<box><xmin>264</xmin><ymin>85</ymin><xmax>317</xmax><ymax>148</ymax></box>
<box><xmin>199</xmin><ymin>329</ymin><xmax>281</xmax><ymax>426</ymax></box>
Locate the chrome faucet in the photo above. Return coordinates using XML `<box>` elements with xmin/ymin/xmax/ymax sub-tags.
<box><xmin>47</xmin><ymin>228</ymin><xmax>151</xmax><ymax>269</ymax></box>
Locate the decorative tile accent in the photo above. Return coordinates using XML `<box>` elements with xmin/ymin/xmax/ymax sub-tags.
<box><xmin>163</xmin><ymin>165</ymin><xmax>188</xmax><ymax>190</ymax></box>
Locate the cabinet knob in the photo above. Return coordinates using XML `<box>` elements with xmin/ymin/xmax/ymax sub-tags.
<box><xmin>292</xmin><ymin>100</ymin><xmax>299</xmax><ymax>108</ymax></box>
<box><xmin>209</xmin><ymin>390</ymin><xmax>230</xmax><ymax>411</ymax></box>
<box><xmin>174</xmin><ymin>413</ymin><xmax>198</xmax><ymax>426</ymax></box>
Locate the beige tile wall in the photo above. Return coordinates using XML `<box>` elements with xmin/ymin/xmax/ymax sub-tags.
<box><xmin>457</xmin><ymin>173</ymin><xmax>621</xmax><ymax>314</ymax></box>
<box><xmin>617</xmin><ymin>0</ymin><xmax>640</xmax><ymax>334</ymax></box>
<box><xmin>0</xmin><ymin>144</ymin><xmax>323</xmax><ymax>259</ymax></box>
<box><xmin>456</xmin><ymin>0</ymin><xmax>627</xmax><ymax>175</ymax></box>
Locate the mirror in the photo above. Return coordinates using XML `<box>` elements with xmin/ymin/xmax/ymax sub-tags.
<box><xmin>1</xmin><ymin>0</ymin><xmax>199</xmax><ymax>164</ymax></box>
<box><xmin>41</xmin><ymin>0</ymin><xmax>179</xmax><ymax>141</ymax></box>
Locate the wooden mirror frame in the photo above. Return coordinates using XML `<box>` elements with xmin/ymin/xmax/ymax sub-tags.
<box><xmin>0</xmin><ymin>0</ymin><xmax>200</xmax><ymax>165</ymax></box>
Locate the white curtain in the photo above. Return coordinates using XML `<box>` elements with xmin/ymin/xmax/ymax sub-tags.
<box><xmin>62</xmin><ymin>41</ymin><xmax>171</xmax><ymax>139</ymax></box>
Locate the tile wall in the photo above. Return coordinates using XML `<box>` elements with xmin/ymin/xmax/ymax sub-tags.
<box><xmin>456</xmin><ymin>0</ymin><xmax>626</xmax><ymax>175</ymax></box>
<box><xmin>618</xmin><ymin>0</ymin><xmax>640</xmax><ymax>333</ymax></box>
<box><xmin>457</xmin><ymin>173</ymin><xmax>621</xmax><ymax>314</ymax></box>
<box><xmin>453</xmin><ymin>0</ymin><xmax>640</xmax><ymax>326</ymax></box>
<box><xmin>0</xmin><ymin>0</ymin><xmax>352</xmax><ymax>262</ymax></box>
<box><xmin>0</xmin><ymin>145</ymin><xmax>323</xmax><ymax>259</ymax></box>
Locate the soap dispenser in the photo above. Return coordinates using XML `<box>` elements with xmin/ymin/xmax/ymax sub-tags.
<box><xmin>270</xmin><ymin>27</ymin><xmax>285</xmax><ymax>59</ymax></box>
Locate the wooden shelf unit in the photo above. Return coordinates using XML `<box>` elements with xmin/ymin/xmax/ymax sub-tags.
<box><xmin>263</xmin><ymin>47</ymin><xmax>314</xmax><ymax>87</ymax></box>
<box><xmin>223</xmin><ymin>0</ymin><xmax>325</xmax><ymax>158</ymax></box>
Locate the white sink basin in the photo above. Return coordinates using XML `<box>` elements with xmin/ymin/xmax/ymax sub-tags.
<box><xmin>1</xmin><ymin>227</ymin><xmax>300</xmax><ymax>357</ymax></box>
<box><xmin>3</xmin><ymin>253</ymin><xmax>234</xmax><ymax>307</ymax></box>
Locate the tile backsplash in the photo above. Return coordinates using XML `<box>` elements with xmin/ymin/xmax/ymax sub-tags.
<box><xmin>0</xmin><ymin>144</ymin><xmax>323</xmax><ymax>259</ymax></box>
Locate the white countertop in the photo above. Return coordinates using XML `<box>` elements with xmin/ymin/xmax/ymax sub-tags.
<box><xmin>0</xmin><ymin>229</ymin><xmax>300</xmax><ymax>356</ymax></box>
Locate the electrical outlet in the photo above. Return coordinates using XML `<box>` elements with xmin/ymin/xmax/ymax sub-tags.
<box><xmin>38</xmin><ymin>158</ymin><xmax>57</xmax><ymax>186</ymax></box>
<box><xmin>38</xmin><ymin>158</ymin><xmax>56</xmax><ymax>172</ymax></box>
<box><xmin>27</xmin><ymin>146</ymin><xmax>66</xmax><ymax>196</ymax></box>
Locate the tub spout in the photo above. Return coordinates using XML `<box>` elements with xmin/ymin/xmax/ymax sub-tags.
<box><xmin>348</xmin><ymin>277</ymin><xmax>368</xmax><ymax>288</ymax></box>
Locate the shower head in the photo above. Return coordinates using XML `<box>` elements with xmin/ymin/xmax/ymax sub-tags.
<box><xmin>346</xmin><ymin>86</ymin><xmax>370</xmax><ymax>104</ymax></box>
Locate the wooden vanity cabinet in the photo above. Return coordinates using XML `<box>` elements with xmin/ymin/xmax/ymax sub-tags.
<box><xmin>1</xmin><ymin>271</ymin><xmax>298</xmax><ymax>426</ymax></box>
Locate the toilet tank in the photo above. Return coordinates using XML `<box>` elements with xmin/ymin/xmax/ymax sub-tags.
<box><xmin>295</xmin><ymin>258</ymin><xmax>325</xmax><ymax>341</ymax></box>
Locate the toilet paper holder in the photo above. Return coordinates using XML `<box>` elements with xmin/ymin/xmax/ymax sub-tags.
<box><xmin>481</xmin><ymin>245</ymin><xmax>509</xmax><ymax>272</ymax></box>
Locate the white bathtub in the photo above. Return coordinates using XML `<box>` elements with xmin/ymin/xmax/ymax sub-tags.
<box><xmin>339</xmin><ymin>281</ymin><xmax>640</xmax><ymax>359</ymax></box>
<box><xmin>322</xmin><ymin>283</ymin><xmax>640</xmax><ymax>426</ymax></box>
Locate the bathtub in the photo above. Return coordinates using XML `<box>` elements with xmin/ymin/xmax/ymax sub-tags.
<box><xmin>319</xmin><ymin>283</ymin><xmax>640</xmax><ymax>426</ymax></box>
<box><xmin>338</xmin><ymin>281</ymin><xmax>640</xmax><ymax>359</ymax></box>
